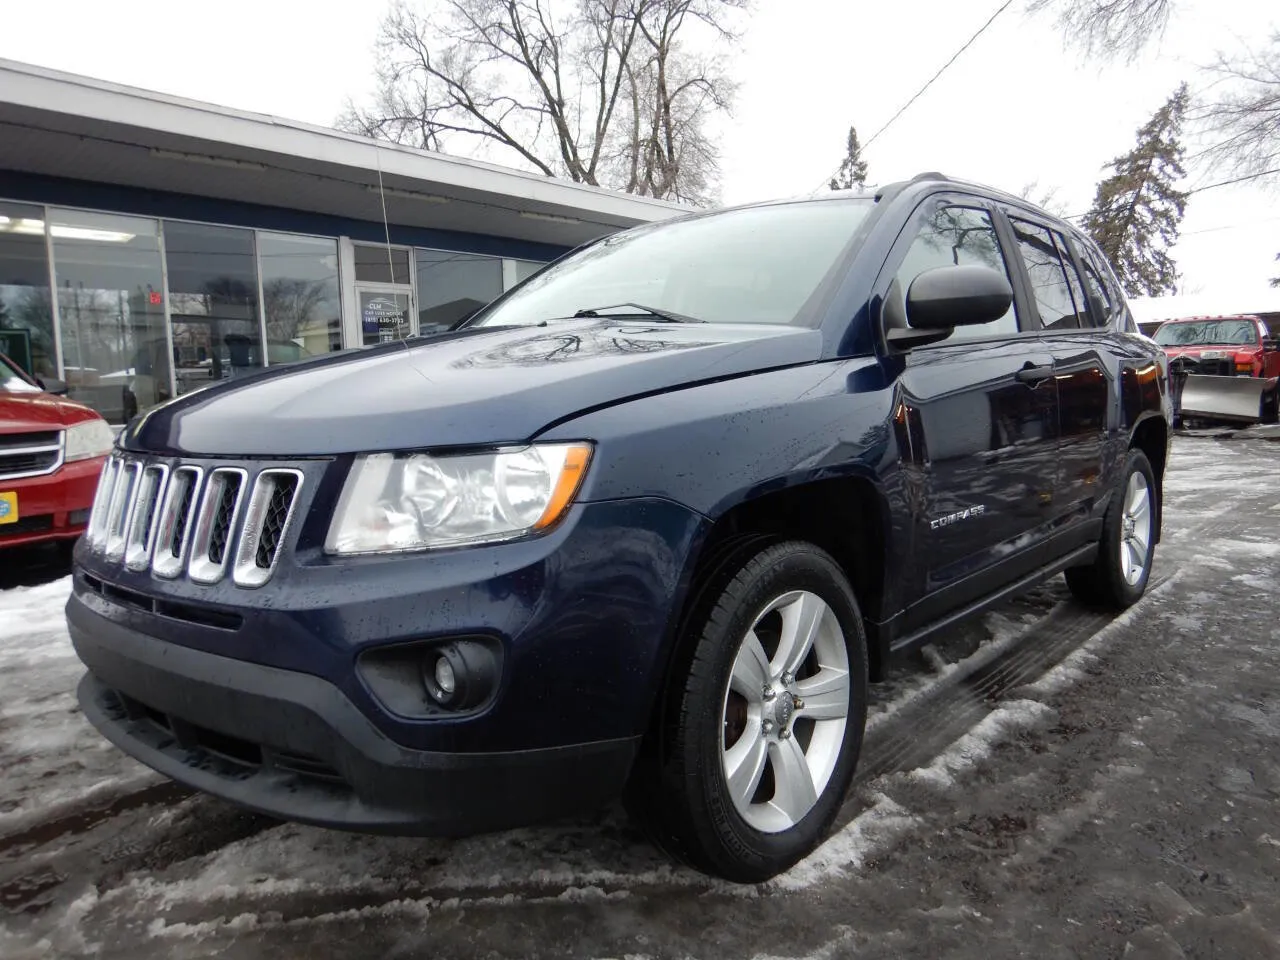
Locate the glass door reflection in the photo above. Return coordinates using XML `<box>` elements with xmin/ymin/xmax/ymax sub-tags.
<box><xmin>359</xmin><ymin>288</ymin><xmax>414</xmax><ymax>345</ymax></box>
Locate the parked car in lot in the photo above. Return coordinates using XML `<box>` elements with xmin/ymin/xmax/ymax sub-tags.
<box><xmin>1153</xmin><ymin>315</ymin><xmax>1280</xmax><ymax>424</ymax></box>
<box><xmin>68</xmin><ymin>173</ymin><xmax>1171</xmax><ymax>882</ymax></box>
<box><xmin>1</xmin><ymin>352</ymin><xmax>113</xmax><ymax>551</ymax></box>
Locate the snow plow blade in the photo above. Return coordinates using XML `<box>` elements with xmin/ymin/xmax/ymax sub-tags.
<box><xmin>1179</xmin><ymin>374</ymin><xmax>1272</xmax><ymax>424</ymax></box>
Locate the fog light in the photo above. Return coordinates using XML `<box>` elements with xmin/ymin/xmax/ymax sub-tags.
<box><xmin>433</xmin><ymin>657</ymin><xmax>456</xmax><ymax>696</ymax></box>
<box><xmin>419</xmin><ymin>640</ymin><xmax>498</xmax><ymax>711</ymax></box>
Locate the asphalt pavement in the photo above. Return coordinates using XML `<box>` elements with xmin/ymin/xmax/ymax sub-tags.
<box><xmin>2</xmin><ymin>431</ymin><xmax>1278</xmax><ymax>959</ymax></box>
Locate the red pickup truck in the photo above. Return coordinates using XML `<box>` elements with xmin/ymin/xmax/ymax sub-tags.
<box><xmin>1153</xmin><ymin>315</ymin><xmax>1280</xmax><ymax>424</ymax></box>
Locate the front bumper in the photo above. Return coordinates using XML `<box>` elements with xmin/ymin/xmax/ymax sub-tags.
<box><xmin>0</xmin><ymin>456</ymin><xmax>105</xmax><ymax>548</ymax></box>
<box><xmin>69</xmin><ymin>493</ymin><xmax>707</xmax><ymax>831</ymax></box>
<box><xmin>72</xmin><ymin>601</ymin><xmax>640</xmax><ymax>834</ymax></box>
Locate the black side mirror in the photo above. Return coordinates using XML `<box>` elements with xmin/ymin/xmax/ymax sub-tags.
<box><xmin>905</xmin><ymin>265</ymin><xmax>1013</xmax><ymax>331</ymax></box>
<box><xmin>36</xmin><ymin>377</ymin><xmax>68</xmax><ymax>396</ymax></box>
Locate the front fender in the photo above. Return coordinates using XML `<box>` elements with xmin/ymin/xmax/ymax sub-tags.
<box><xmin>539</xmin><ymin>358</ymin><xmax>900</xmax><ymax>518</ymax></box>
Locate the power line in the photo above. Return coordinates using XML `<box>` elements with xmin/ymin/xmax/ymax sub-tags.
<box><xmin>812</xmin><ymin>0</ymin><xmax>1015</xmax><ymax>194</ymax></box>
<box><xmin>1187</xmin><ymin>166</ymin><xmax>1280</xmax><ymax>194</ymax></box>
<box><xmin>1180</xmin><ymin>214</ymin><xmax>1280</xmax><ymax>237</ymax></box>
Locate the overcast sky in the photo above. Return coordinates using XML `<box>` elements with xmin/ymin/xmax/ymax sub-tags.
<box><xmin>2</xmin><ymin>0</ymin><xmax>1277</xmax><ymax>303</ymax></box>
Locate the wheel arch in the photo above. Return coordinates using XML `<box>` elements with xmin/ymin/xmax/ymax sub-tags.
<box><xmin>655</xmin><ymin>472</ymin><xmax>894</xmax><ymax>717</ymax></box>
<box><xmin>1128</xmin><ymin>413</ymin><xmax>1168</xmax><ymax>543</ymax></box>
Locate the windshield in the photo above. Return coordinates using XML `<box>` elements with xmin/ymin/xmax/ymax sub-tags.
<box><xmin>470</xmin><ymin>200</ymin><xmax>873</xmax><ymax>328</ymax></box>
<box><xmin>1154</xmin><ymin>319</ymin><xmax>1259</xmax><ymax>347</ymax></box>
<box><xmin>0</xmin><ymin>354</ymin><xmax>41</xmax><ymax>394</ymax></box>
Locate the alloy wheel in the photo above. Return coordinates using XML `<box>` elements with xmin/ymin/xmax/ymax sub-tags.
<box><xmin>1119</xmin><ymin>471</ymin><xmax>1153</xmax><ymax>586</ymax></box>
<box><xmin>719</xmin><ymin>590</ymin><xmax>850</xmax><ymax>833</ymax></box>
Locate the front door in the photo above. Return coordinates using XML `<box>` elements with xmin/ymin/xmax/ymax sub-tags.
<box><xmin>1003</xmin><ymin>215</ymin><xmax>1110</xmax><ymax>537</ymax></box>
<box><xmin>357</xmin><ymin>287</ymin><xmax>415</xmax><ymax>346</ymax></box>
<box><xmin>884</xmin><ymin>199</ymin><xmax>1060</xmax><ymax>624</ymax></box>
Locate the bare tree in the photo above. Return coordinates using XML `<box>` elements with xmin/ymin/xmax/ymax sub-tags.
<box><xmin>338</xmin><ymin>0</ymin><xmax>745</xmax><ymax>204</ymax></box>
<box><xmin>1197</xmin><ymin>33</ymin><xmax>1280</xmax><ymax>179</ymax></box>
<box><xmin>1016</xmin><ymin>180</ymin><xmax>1066</xmax><ymax>216</ymax></box>
<box><xmin>1027</xmin><ymin>0</ymin><xmax>1175</xmax><ymax>61</ymax></box>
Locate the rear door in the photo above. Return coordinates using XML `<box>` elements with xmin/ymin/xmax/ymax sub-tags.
<box><xmin>1000</xmin><ymin>213</ymin><xmax>1111</xmax><ymax>541</ymax></box>
<box><xmin>887</xmin><ymin>197</ymin><xmax>1060</xmax><ymax>623</ymax></box>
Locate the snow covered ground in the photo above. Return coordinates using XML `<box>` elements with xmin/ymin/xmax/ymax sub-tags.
<box><xmin>1</xmin><ymin>432</ymin><xmax>1278</xmax><ymax>959</ymax></box>
<box><xmin>0</xmin><ymin>578</ymin><xmax>159</xmax><ymax>835</ymax></box>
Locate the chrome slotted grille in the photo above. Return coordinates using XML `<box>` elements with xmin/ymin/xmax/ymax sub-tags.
<box><xmin>85</xmin><ymin>457</ymin><xmax>121</xmax><ymax>547</ymax></box>
<box><xmin>85</xmin><ymin>455</ymin><xmax>302</xmax><ymax>588</ymax></box>
<box><xmin>188</xmin><ymin>469</ymin><xmax>247</xmax><ymax>584</ymax></box>
<box><xmin>152</xmin><ymin>466</ymin><xmax>203</xmax><ymax>579</ymax></box>
<box><xmin>232</xmin><ymin>470</ymin><xmax>304</xmax><ymax>588</ymax></box>
<box><xmin>124</xmin><ymin>464</ymin><xmax>169</xmax><ymax>572</ymax></box>
<box><xmin>0</xmin><ymin>431</ymin><xmax>64</xmax><ymax>481</ymax></box>
<box><xmin>103</xmin><ymin>462</ymin><xmax>141</xmax><ymax>561</ymax></box>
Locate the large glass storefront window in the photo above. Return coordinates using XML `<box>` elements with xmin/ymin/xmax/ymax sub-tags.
<box><xmin>50</xmin><ymin>210</ymin><xmax>170</xmax><ymax>424</ymax></box>
<box><xmin>416</xmin><ymin>250</ymin><xmax>502</xmax><ymax>334</ymax></box>
<box><xmin>164</xmin><ymin>222</ymin><xmax>261</xmax><ymax>395</ymax></box>
<box><xmin>0</xmin><ymin>202</ymin><xmax>56</xmax><ymax>379</ymax></box>
<box><xmin>259</xmin><ymin>233</ymin><xmax>341</xmax><ymax>361</ymax></box>
<box><xmin>354</xmin><ymin>244</ymin><xmax>412</xmax><ymax>285</ymax></box>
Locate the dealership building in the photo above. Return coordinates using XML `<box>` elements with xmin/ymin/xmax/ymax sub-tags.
<box><xmin>0</xmin><ymin>59</ymin><xmax>680</xmax><ymax>423</ymax></box>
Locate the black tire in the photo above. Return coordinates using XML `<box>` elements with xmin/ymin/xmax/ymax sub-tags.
<box><xmin>1065</xmin><ymin>448</ymin><xmax>1157</xmax><ymax>610</ymax></box>
<box><xmin>1263</xmin><ymin>385</ymin><xmax>1280</xmax><ymax>425</ymax></box>
<box><xmin>625</xmin><ymin>540</ymin><xmax>869</xmax><ymax>882</ymax></box>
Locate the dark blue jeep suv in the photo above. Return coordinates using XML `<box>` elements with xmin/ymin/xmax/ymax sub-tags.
<box><xmin>69</xmin><ymin>173</ymin><xmax>1171</xmax><ymax>882</ymax></box>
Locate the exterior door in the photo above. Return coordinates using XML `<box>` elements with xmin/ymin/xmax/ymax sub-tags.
<box><xmin>886</xmin><ymin>200</ymin><xmax>1060</xmax><ymax>620</ymax></box>
<box><xmin>1004</xmin><ymin>216</ymin><xmax>1109</xmax><ymax>534</ymax></box>
<box><xmin>356</xmin><ymin>286</ymin><xmax>415</xmax><ymax>346</ymax></box>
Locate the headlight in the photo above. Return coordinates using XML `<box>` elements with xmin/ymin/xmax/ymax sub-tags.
<box><xmin>64</xmin><ymin>419</ymin><xmax>114</xmax><ymax>462</ymax></box>
<box><xmin>325</xmin><ymin>442</ymin><xmax>592</xmax><ymax>555</ymax></box>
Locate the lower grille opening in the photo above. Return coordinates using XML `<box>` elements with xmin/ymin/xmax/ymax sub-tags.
<box><xmin>0</xmin><ymin>515</ymin><xmax>54</xmax><ymax>536</ymax></box>
<box><xmin>112</xmin><ymin>689</ymin><xmax>348</xmax><ymax>790</ymax></box>
<box><xmin>185</xmin><ymin>723</ymin><xmax>263</xmax><ymax>769</ymax></box>
<box><xmin>153</xmin><ymin>599</ymin><xmax>243</xmax><ymax>631</ymax></box>
<box><xmin>270</xmin><ymin>749</ymin><xmax>344</xmax><ymax>783</ymax></box>
<box><xmin>102</xmin><ymin>582</ymin><xmax>154</xmax><ymax>614</ymax></box>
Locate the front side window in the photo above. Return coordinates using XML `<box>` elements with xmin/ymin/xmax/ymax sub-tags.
<box><xmin>1009</xmin><ymin>218</ymin><xmax>1089</xmax><ymax>331</ymax></box>
<box><xmin>893</xmin><ymin>205</ymin><xmax>1019</xmax><ymax>340</ymax></box>
<box><xmin>470</xmin><ymin>200</ymin><xmax>872</xmax><ymax>328</ymax></box>
<box><xmin>1153</xmin><ymin>319</ymin><xmax>1260</xmax><ymax>347</ymax></box>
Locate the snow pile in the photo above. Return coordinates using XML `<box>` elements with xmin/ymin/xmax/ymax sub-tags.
<box><xmin>867</xmin><ymin>610</ymin><xmax>1042</xmax><ymax>734</ymax></box>
<box><xmin>772</xmin><ymin>793</ymin><xmax>918</xmax><ymax>891</ymax></box>
<box><xmin>909</xmin><ymin>699</ymin><xmax>1056</xmax><ymax>788</ymax></box>
<box><xmin>0</xmin><ymin>577</ymin><xmax>158</xmax><ymax>832</ymax></box>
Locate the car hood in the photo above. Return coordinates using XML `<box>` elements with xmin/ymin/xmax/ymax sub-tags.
<box><xmin>1162</xmin><ymin>344</ymin><xmax>1258</xmax><ymax>357</ymax></box>
<box><xmin>123</xmin><ymin>319</ymin><xmax>823</xmax><ymax>456</ymax></box>
<box><xmin>0</xmin><ymin>391</ymin><xmax>101</xmax><ymax>434</ymax></box>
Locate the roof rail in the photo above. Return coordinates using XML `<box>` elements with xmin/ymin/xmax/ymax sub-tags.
<box><xmin>874</xmin><ymin>170</ymin><xmax>953</xmax><ymax>203</ymax></box>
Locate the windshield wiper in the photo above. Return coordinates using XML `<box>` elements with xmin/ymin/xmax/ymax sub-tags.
<box><xmin>572</xmin><ymin>302</ymin><xmax>706</xmax><ymax>324</ymax></box>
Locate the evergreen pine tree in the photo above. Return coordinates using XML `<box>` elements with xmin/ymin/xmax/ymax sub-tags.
<box><xmin>1083</xmin><ymin>84</ymin><xmax>1190</xmax><ymax>296</ymax></box>
<box><xmin>829</xmin><ymin>126</ymin><xmax>869</xmax><ymax>191</ymax></box>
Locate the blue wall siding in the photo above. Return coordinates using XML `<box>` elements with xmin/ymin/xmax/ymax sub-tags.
<box><xmin>0</xmin><ymin>171</ymin><xmax>573</xmax><ymax>261</ymax></box>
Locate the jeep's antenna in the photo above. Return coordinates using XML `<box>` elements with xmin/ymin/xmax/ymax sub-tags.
<box><xmin>373</xmin><ymin>147</ymin><xmax>403</xmax><ymax>340</ymax></box>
